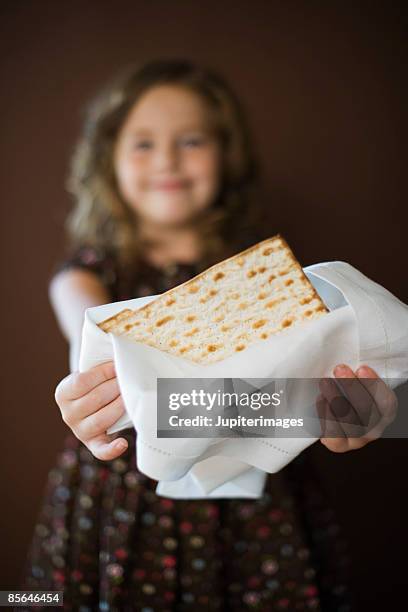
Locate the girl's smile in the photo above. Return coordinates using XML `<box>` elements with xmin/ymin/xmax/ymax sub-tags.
<box><xmin>152</xmin><ymin>177</ymin><xmax>190</xmax><ymax>191</ymax></box>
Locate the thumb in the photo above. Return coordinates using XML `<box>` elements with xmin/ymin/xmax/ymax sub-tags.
<box><xmin>87</xmin><ymin>434</ymin><xmax>129</xmax><ymax>461</ymax></box>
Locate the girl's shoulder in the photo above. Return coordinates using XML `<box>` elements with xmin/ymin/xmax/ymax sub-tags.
<box><xmin>50</xmin><ymin>245</ymin><xmax>162</xmax><ymax>301</ymax></box>
<box><xmin>51</xmin><ymin>245</ymin><xmax>119</xmax><ymax>293</ymax></box>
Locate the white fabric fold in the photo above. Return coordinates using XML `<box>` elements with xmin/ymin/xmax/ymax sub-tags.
<box><xmin>79</xmin><ymin>261</ymin><xmax>408</xmax><ymax>499</ymax></box>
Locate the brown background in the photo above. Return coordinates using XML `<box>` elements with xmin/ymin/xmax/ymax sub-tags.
<box><xmin>1</xmin><ymin>1</ymin><xmax>407</xmax><ymax>610</ymax></box>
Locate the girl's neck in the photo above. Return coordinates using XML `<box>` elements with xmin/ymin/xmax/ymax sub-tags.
<box><xmin>138</xmin><ymin>219</ymin><xmax>204</xmax><ymax>268</ymax></box>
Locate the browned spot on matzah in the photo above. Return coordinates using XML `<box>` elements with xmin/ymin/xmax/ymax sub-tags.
<box><xmin>237</xmin><ymin>257</ymin><xmax>244</xmax><ymax>266</ymax></box>
<box><xmin>258</xmin><ymin>266</ymin><xmax>266</xmax><ymax>273</ymax></box>
<box><xmin>315</xmin><ymin>305</ymin><xmax>326</xmax><ymax>312</ymax></box>
<box><xmin>188</xmin><ymin>285</ymin><xmax>199</xmax><ymax>293</ymax></box>
<box><xmin>258</xmin><ymin>292</ymin><xmax>268</xmax><ymax>299</ymax></box>
<box><xmin>179</xmin><ymin>345</ymin><xmax>192</xmax><ymax>354</ymax></box>
<box><xmin>98</xmin><ymin>308</ymin><xmax>134</xmax><ymax>332</ymax></box>
<box><xmin>186</xmin><ymin>315</ymin><xmax>196</xmax><ymax>322</ymax></box>
<box><xmin>169</xmin><ymin>339</ymin><xmax>179</xmax><ymax>347</ymax></box>
<box><xmin>260</xmin><ymin>332</ymin><xmax>268</xmax><ymax>339</ymax></box>
<box><xmin>252</xmin><ymin>319</ymin><xmax>267</xmax><ymax>329</ymax></box>
<box><xmin>238</xmin><ymin>302</ymin><xmax>248</xmax><ymax>310</ymax></box>
<box><xmin>263</xmin><ymin>248</ymin><xmax>273</xmax><ymax>256</ymax></box>
<box><xmin>213</xmin><ymin>272</ymin><xmax>224</xmax><ymax>281</ymax></box>
<box><xmin>235</xmin><ymin>344</ymin><xmax>246</xmax><ymax>351</ymax></box>
<box><xmin>184</xmin><ymin>327</ymin><xmax>199</xmax><ymax>337</ymax></box>
<box><xmin>285</xmin><ymin>278</ymin><xmax>294</xmax><ymax>286</ymax></box>
<box><xmin>282</xmin><ymin>318</ymin><xmax>293</xmax><ymax>328</ymax></box>
<box><xmin>247</xmin><ymin>270</ymin><xmax>257</xmax><ymax>278</ymax></box>
<box><xmin>221</xmin><ymin>325</ymin><xmax>230</xmax><ymax>332</ymax></box>
<box><xmin>266</xmin><ymin>297</ymin><xmax>284</xmax><ymax>308</ymax></box>
<box><xmin>305</xmin><ymin>310</ymin><xmax>313</xmax><ymax>316</ymax></box>
<box><xmin>208</xmin><ymin>289</ymin><xmax>217</xmax><ymax>296</ymax></box>
<box><xmin>300</xmin><ymin>296</ymin><xmax>313</xmax><ymax>305</ymax></box>
<box><xmin>156</xmin><ymin>316</ymin><xmax>173</xmax><ymax>327</ymax></box>
<box><xmin>207</xmin><ymin>344</ymin><xmax>218</xmax><ymax>352</ymax></box>
<box><xmin>213</xmin><ymin>315</ymin><xmax>224</xmax><ymax>323</ymax></box>
<box><xmin>166</xmin><ymin>298</ymin><xmax>176</xmax><ymax>306</ymax></box>
<box><xmin>199</xmin><ymin>297</ymin><xmax>207</xmax><ymax>304</ymax></box>
<box><xmin>268</xmin><ymin>274</ymin><xmax>276</xmax><ymax>282</ymax></box>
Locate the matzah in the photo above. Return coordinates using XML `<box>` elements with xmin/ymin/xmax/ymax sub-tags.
<box><xmin>98</xmin><ymin>235</ymin><xmax>328</xmax><ymax>364</ymax></box>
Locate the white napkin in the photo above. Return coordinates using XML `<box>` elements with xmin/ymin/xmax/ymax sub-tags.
<box><xmin>79</xmin><ymin>261</ymin><xmax>408</xmax><ymax>499</ymax></box>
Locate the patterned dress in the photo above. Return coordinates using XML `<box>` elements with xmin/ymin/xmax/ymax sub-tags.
<box><xmin>20</xmin><ymin>245</ymin><xmax>353</xmax><ymax>612</ymax></box>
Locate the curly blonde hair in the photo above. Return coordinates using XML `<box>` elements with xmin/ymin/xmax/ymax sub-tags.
<box><xmin>65</xmin><ymin>59</ymin><xmax>267</xmax><ymax>272</ymax></box>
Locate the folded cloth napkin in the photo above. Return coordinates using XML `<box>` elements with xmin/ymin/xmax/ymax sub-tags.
<box><xmin>79</xmin><ymin>261</ymin><xmax>408</xmax><ymax>499</ymax></box>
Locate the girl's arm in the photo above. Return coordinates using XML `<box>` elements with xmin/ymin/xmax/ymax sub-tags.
<box><xmin>50</xmin><ymin>268</ymin><xmax>128</xmax><ymax>460</ymax></box>
<box><xmin>49</xmin><ymin>268</ymin><xmax>111</xmax><ymax>372</ymax></box>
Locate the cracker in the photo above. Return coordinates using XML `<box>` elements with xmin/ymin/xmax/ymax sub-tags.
<box><xmin>98</xmin><ymin>235</ymin><xmax>328</xmax><ymax>364</ymax></box>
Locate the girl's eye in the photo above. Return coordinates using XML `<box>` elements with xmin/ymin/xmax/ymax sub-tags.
<box><xmin>179</xmin><ymin>136</ymin><xmax>206</xmax><ymax>148</ymax></box>
<box><xmin>133</xmin><ymin>141</ymin><xmax>153</xmax><ymax>151</ymax></box>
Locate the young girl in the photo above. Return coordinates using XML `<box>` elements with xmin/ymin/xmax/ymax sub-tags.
<box><xmin>21</xmin><ymin>59</ymin><xmax>362</xmax><ymax>611</ymax></box>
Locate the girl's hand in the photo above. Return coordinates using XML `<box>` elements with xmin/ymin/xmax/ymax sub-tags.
<box><xmin>54</xmin><ymin>361</ymin><xmax>129</xmax><ymax>461</ymax></box>
<box><xmin>317</xmin><ymin>364</ymin><xmax>398</xmax><ymax>452</ymax></box>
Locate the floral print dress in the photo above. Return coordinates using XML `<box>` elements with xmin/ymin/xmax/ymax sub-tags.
<box><xmin>20</xmin><ymin>245</ymin><xmax>353</xmax><ymax>612</ymax></box>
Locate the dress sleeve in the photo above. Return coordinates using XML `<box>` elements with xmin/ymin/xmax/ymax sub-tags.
<box><xmin>50</xmin><ymin>245</ymin><xmax>118</xmax><ymax>296</ymax></box>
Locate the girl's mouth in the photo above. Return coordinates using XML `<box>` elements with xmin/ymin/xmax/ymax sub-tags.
<box><xmin>153</xmin><ymin>179</ymin><xmax>188</xmax><ymax>191</ymax></box>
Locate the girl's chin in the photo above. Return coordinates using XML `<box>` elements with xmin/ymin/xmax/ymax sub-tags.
<box><xmin>148</xmin><ymin>213</ymin><xmax>196</xmax><ymax>227</ymax></box>
<box><xmin>139</xmin><ymin>203</ymin><xmax>204</xmax><ymax>226</ymax></box>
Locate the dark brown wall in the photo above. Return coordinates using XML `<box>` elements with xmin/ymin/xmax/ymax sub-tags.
<box><xmin>1</xmin><ymin>1</ymin><xmax>407</xmax><ymax>609</ymax></box>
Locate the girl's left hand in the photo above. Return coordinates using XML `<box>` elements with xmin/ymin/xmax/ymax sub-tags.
<box><xmin>317</xmin><ymin>364</ymin><xmax>398</xmax><ymax>452</ymax></box>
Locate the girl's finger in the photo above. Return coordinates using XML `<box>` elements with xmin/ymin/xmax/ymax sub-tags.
<box><xmin>315</xmin><ymin>393</ymin><xmax>328</xmax><ymax>438</ymax></box>
<box><xmin>87</xmin><ymin>434</ymin><xmax>129</xmax><ymax>461</ymax></box>
<box><xmin>62</xmin><ymin>377</ymin><xmax>121</xmax><ymax>426</ymax></box>
<box><xmin>56</xmin><ymin>361</ymin><xmax>116</xmax><ymax>402</ymax></box>
<box><xmin>318</xmin><ymin>376</ymin><xmax>361</xmax><ymax>431</ymax></box>
<box><xmin>319</xmin><ymin>395</ymin><xmax>346</xmax><ymax>443</ymax></box>
<box><xmin>332</xmin><ymin>365</ymin><xmax>380</xmax><ymax>430</ymax></box>
<box><xmin>320</xmin><ymin>404</ymin><xmax>349</xmax><ymax>453</ymax></box>
<box><xmin>76</xmin><ymin>376</ymin><xmax>121</xmax><ymax>415</ymax></box>
<box><xmin>78</xmin><ymin>395</ymin><xmax>126</xmax><ymax>441</ymax></box>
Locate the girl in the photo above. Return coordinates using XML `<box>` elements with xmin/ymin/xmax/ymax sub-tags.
<box><xmin>21</xmin><ymin>58</ymin><xmax>384</xmax><ymax>611</ymax></box>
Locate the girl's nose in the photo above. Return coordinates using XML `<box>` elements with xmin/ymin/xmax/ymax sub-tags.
<box><xmin>153</xmin><ymin>143</ymin><xmax>179</xmax><ymax>172</ymax></box>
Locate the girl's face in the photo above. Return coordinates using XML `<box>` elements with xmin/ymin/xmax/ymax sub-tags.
<box><xmin>113</xmin><ymin>85</ymin><xmax>222</xmax><ymax>227</ymax></box>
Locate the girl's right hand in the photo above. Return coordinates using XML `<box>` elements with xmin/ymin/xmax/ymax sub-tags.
<box><xmin>54</xmin><ymin>361</ymin><xmax>129</xmax><ymax>461</ymax></box>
